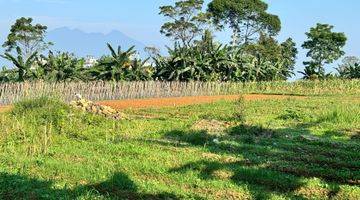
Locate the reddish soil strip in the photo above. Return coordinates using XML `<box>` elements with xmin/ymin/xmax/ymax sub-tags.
<box><xmin>0</xmin><ymin>94</ymin><xmax>304</xmax><ymax>113</ymax></box>
<box><xmin>0</xmin><ymin>106</ymin><xmax>11</xmax><ymax>113</ymax></box>
<box><xmin>98</xmin><ymin>94</ymin><xmax>304</xmax><ymax>110</ymax></box>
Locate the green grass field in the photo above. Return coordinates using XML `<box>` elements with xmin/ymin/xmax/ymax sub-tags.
<box><xmin>0</xmin><ymin>95</ymin><xmax>359</xmax><ymax>199</ymax></box>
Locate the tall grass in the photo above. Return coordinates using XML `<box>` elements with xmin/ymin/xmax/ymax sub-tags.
<box><xmin>0</xmin><ymin>96</ymin><xmax>120</xmax><ymax>156</ymax></box>
<box><xmin>0</xmin><ymin>79</ymin><xmax>359</xmax><ymax>105</ymax></box>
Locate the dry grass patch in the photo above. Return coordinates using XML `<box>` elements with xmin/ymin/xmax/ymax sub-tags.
<box><xmin>192</xmin><ymin>119</ymin><xmax>232</xmax><ymax>134</ymax></box>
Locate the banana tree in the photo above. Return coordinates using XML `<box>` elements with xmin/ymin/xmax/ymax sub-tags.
<box><xmin>39</xmin><ymin>51</ymin><xmax>86</xmax><ymax>82</ymax></box>
<box><xmin>123</xmin><ymin>58</ymin><xmax>153</xmax><ymax>81</ymax></box>
<box><xmin>1</xmin><ymin>47</ymin><xmax>38</xmax><ymax>81</ymax></box>
<box><xmin>0</xmin><ymin>67</ymin><xmax>17</xmax><ymax>82</ymax></box>
<box><xmin>92</xmin><ymin>43</ymin><xmax>136</xmax><ymax>81</ymax></box>
<box><xmin>154</xmin><ymin>44</ymin><xmax>189</xmax><ymax>81</ymax></box>
<box><xmin>336</xmin><ymin>57</ymin><xmax>360</xmax><ymax>79</ymax></box>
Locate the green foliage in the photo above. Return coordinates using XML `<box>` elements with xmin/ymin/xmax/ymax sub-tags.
<box><xmin>38</xmin><ymin>51</ymin><xmax>87</xmax><ymax>82</ymax></box>
<box><xmin>243</xmin><ymin>34</ymin><xmax>298</xmax><ymax>81</ymax></box>
<box><xmin>0</xmin><ymin>67</ymin><xmax>17</xmax><ymax>83</ymax></box>
<box><xmin>208</xmin><ymin>0</ymin><xmax>281</xmax><ymax>45</ymax></box>
<box><xmin>336</xmin><ymin>56</ymin><xmax>360</xmax><ymax>79</ymax></box>
<box><xmin>278</xmin><ymin>108</ymin><xmax>307</xmax><ymax>121</ymax></box>
<box><xmin>1</xmin><ymin>47</ymin><xmax>39</xmax><ymax>81</ymax></box>
<box><xmin>0</xmin><ymin>12</ymin><xmax>356</xmax><ymax>83</ymax></box>
<box><xmin>12</xmin><ymin>96</ymin><xmax>71</xmax><ymax>129</ymax></box>
<box><xmin>1</xmin><ymin>96</ymin><xmax>119</xmax><ymax>156</ymax></box>
<box><xmin>90</xmin><ymin>44</ymin><xmax>153</xmax><ymax>81</ymax></box>
<box><xmin>301</xmin><ymin>23</ymin><xmax>347</xmax><ymax>79</ymax></box>
<box><xmin>154</xmin><ymin>42</ymin><xmax>218</xmax><ymax>81</ymax></box>
<box><xmin>319</xmin><ymin>104</ymin><xmax>360</xmax><ymax>125</ymax></box>
<box><xmin>2</xmin><ymin>17</ymin><xmax>52</xmax><ymax>59</ymax></box>
<box><xmin>1</xmin><ymin>96</ymin><xmax>359</xmax><ymax>199</ymax></box>
<box><xmin>155</xmin><ymin>32</ymin><xmax>297</xmax><ymax>82</ymax></box>
<box><xmin>159</xmin><ymin>0</ymin><xmax>211</xmax><ymax>47</ymax></box>
<box><xmin>281</xmin><ymin>38</ymin><xmax>298</xmax><ymax>78</ymax></box>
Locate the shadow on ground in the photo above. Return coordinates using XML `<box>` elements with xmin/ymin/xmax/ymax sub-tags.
<box><xmin>163</xmin><ymin>122</ymin><xmax>359</xmax><ymax>199</ymax></box>
<box><xmin>0</xmin><ymin>172</ymin><xmax>179</xmax><ymax>200</ymax></box>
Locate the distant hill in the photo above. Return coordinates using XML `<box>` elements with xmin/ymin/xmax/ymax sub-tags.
<box><xmin>0</xmin><ymin>27</ymin><xmax>148</xmax><ymax>67</ymax></box>
<box><xmin>46</xmin><ymin>27</ymin><xmax>147</xmax><ymax>58</ymax></box>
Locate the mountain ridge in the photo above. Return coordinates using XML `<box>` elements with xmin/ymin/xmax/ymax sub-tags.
<box><xmin>46</xmin><ymin>27</ymin><xmax>147</xmax><ymax>58</ymax></box>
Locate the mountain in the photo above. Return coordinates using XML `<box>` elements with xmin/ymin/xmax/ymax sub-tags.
<box><xmin>46</xmin><ymin>27</ymin><xmax>147</xmax><ymax>58</ymax></box>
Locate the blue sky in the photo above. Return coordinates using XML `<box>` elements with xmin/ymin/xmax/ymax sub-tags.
<box><xmin>0</xmin><ymin>0</ymin><xmax>359</xmax><ymax>79</ymax></box>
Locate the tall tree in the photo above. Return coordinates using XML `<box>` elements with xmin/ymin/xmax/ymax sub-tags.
<box><xmin>159</xmin><ymin>0</ymin><xmax>211</xmax><ymax>47</ymax></box>
<box><xmin>2</xmin><ymin>17</ymin><xmax>52</xmax><ymax>60</ymax></box>
<box><xmin>301</xmin><ymin>23</ymin><xmax>347</xmax><ymax>79</ymax></box>
<box><xmin>243</xmin><ymin>34</ymin><xmax>297</xmax><ymax>80</ymax></box>
<box><xmin>208</xmin><ymin>0</ymin><xmax>281</xmax><ymax>45</ymax></box>
<box><xmin>280</xmin><ymin>38</ymin><xmax>298</xmax><ymax>78</ymax></box>
<box><xmin>144</xmin><ymin>46</ymin><xmax>161</xmax><ymax>58</ymax></box>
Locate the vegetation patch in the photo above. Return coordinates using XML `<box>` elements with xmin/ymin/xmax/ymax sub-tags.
<box><xmin>0</xmin><ymin>96</ymin><xmax>359</xmax><ymax>199</ymax></box>
<box><xmin>192</xmin><ymin>119</ymin><xmax>232</xmax><ymax>135</ymax></box>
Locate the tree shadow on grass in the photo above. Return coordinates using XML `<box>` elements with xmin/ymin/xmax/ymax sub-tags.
<box><xmin>88</xmin><ymin>172</ymin><xmax>180</xmax><ymax>200</ymax></box>
<box><xmin>0</xmin><ymin>172</ymin><xmax>180</xmax><ymax>200</ymax></box>
<box><xmin>0</xmin><ymin>172</ymin><xmax>71</xmax><ymax>199</ymax></box>
<box><xmin>164</xmin><ymin>123</ymin><xmax>359</xmax><ymax>199</ymax></box>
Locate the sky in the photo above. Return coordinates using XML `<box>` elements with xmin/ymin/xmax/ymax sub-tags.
<box><xmin>0</xmin><ymin>0</ymin><xmax>359</xmax><ymax>79</ymax></box>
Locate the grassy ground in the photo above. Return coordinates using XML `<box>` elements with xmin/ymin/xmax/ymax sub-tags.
<box><xmin>0</xmin><ymin>95</ymin><xmax>359</xmax><ymax>199</ymax></box>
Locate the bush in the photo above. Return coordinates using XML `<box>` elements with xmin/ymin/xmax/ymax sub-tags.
<box><xmin>1</xmin><ymin>96</ymin><xmax>120</xmax><ymax>156</ymax></box>
<box><xmin>12</xmin><ymin>96</ymin><xmax>70</xmax><ymax>131</ymax></box>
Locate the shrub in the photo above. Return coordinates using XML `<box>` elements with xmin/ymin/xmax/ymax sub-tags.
<box><xmin>1</xmin><ymin>96</ymin><xmax>120</xmax><ymax>156</ymax></box>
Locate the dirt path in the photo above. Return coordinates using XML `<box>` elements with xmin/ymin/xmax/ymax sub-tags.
<box><xmin>0</xmin><ymin>94</ymin><xmax>304</xmax><ymax>113</ymax></box>
<box><xmin>0</xmin><ymin>106</ymin><xmax>12</xmax><ymax>113</ymax></box>
<box><xmin>98</xmin><ymin>94</ymin><xmax>304</xmax><ymax>110</ymax></box>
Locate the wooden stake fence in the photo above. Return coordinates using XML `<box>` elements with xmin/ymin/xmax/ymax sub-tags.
<box><xmin>0</xmin><ymin>80</ymin><xmax>359</xmax><ymax>105</ymax></box>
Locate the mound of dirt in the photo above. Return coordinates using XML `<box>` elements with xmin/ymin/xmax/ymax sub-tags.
<box><xmin>192</xmin><ymin>119</ymin><xmax>232</xmax><ymax>134</ymax></box>
<box><xmin>70</xmin><ymin>96</ymin><xmax>123</xmax><ymax>120</ymax></box>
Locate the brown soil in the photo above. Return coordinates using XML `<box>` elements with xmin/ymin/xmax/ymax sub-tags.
<box><xmin>98</xmin><ymin>94</ymin><xmax>304</xmax><ymax>110</ymax></box>
<box><xmin>0</xmin><ymin>106</ymin><xmax>12</xmax><ymax>113</ymax></box>
<box><xmin>0</xmin><ymin>94</ymin><xmax>304</xmax><ymax>113</ymax></box>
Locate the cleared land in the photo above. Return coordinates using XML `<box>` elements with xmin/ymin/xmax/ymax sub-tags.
<box><xmin>0</xmin><ymin>94</ymin><xmax>304</xmax><ymax>112</ymax></box>
<box><xmin>98</xmin><ymin>94</ymin><xmax>305</xmax><ymax>110</ymax></box>
<box><xmin>0</xmin><ymin>95</ymin><xmax>359</xmax><ymax>199</ymax></box>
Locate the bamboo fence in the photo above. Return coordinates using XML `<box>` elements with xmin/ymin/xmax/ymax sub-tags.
<box><xmin>0</xmin><ymin>80</ymin><xmax>359</xmax><ymax>105</ymax></box>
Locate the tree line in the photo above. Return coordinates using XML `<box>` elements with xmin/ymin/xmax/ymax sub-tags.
<box><xmin>0</xmin><ymin>0</ymin><xmax>359</xmax><ymax>83</ymax></box>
